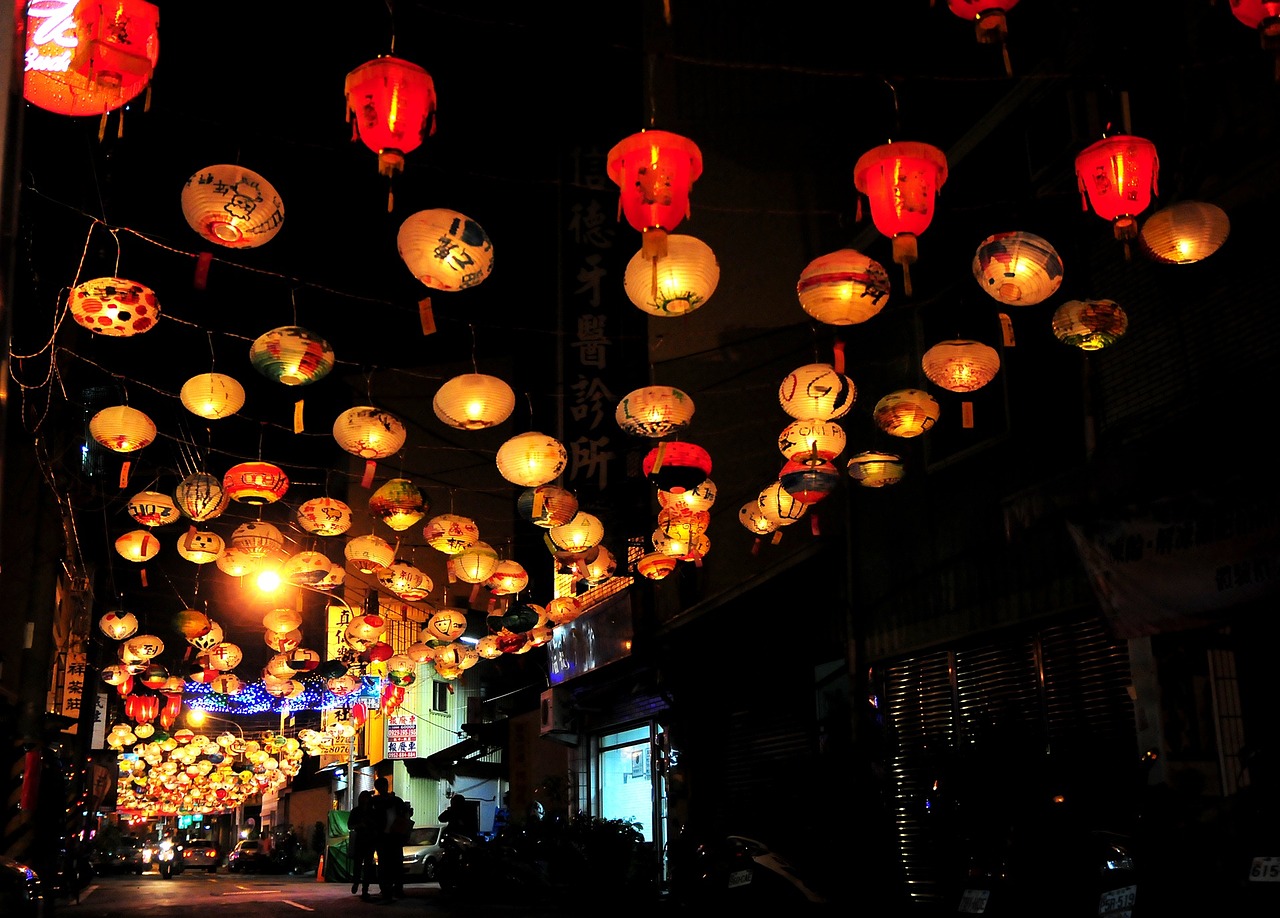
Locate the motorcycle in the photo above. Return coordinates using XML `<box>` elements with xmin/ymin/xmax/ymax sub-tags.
<box><xmin>156</xmin><ymin>839</ymin><xmax>178</xmax><ymax>880</ymax></box>
<box><xmin>666</xmin><ymin>831</ymin><xmax>828</xmax><ymax>908</ymax></box>
<box><xmin>436</xmin><ymin>832</ymin><xmax>554</xmax><ymax>903</ymax></box>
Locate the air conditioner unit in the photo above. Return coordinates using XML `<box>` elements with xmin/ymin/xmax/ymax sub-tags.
<box><xmin>539</xmin><ymin>687</ymin><xmax>578</xmax><ymax>746</ymax></box>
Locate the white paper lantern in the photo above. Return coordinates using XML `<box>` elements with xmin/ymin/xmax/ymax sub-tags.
<box><xmin>424</xmin><ymin>514</ymin><xmax>480</xmax><ymax>554</ymax></box>
<box><xmin>616</xmin><ymin>386</ymin><xmax>695</xmax><ymax>438</ymax></box>
<box><xmin>333</xmin><ymin>407</ymin><xmax>407</xmax><ymax>459</ymax></box>
<box><xmin>127</xmin><ymin>490</ymin><xmax>180</xmax><ymax>528</ymax></box>
<box><xmin>345</xmin><ymin>534</ymin><xmax>395</xmax><ymax>573</ymax></box>
<box><xmin>175</xmin><ymin>473</ymin><xmax>230</xmax><ymax>522</ymax></box>
<box><xmin>874</xmin><ymin>389</ymin><xmax>941</xmax><ymax>438</ymax></box>
<box><xmin>115</xmin><ymin>529</ymin><xmax>160</xmax><ymax>563</ymax></box>
<box><xmin>758</xmin><ymin>481</ymin><xmax>807</xmax><ymax>526</ymax></box>
<box><xmin>847</xmin><ymin>451</ymin><xmax>907</xmax><ymax>487</ymax></box>
<box><xmin>778</xmin><ymin>418</ymin><xmax>846</xmax><ymax>465</ymax></box>
<box><xmin>397</xmin><ymin>208</ymin><xmax>494</xmax><ymax>291</ymax></box>
<box><xmin>180</xmin><ymin>373</ymin><xmax>245</xmax><ymax>419</ymax></box>
<box><xmin>297</xmin><ymin>497</ymin><xmax>353</xmax><ymax>536</ymax></box>
<box><xmin>451</xmin><ymin>541</ymin><xmax>499</xmax><ymax>584</ymax></box>
<box><xmin>971</xmin><ymin>232</ymin><xmax>1064</xmax><ymax>306</ymax></box>
<box><xmin>547</xmin><ymin>512</ymin><xmax>604</xmax><ymax>553</ymax></box>
<box><xmin>182</xmin><ymin>164</ymin><xmax>285</xmax><ymax>248</ymax></box>
<box><xmin>778</xmin><ymin>364</ymin><xmax>856</xmax><ymax>420</ymax></box>
<box><xmin>922</xmin><ymin>339</ymin><xmax>1001</xmax><ymax>393</ymax></box>
<box><xmin>496</xmin><ymin>432</ymin><xmax>568</xmax><ymax>487</ymax></box>
<box><xmin>796</xmin><ymin>249</ymin><xmax>890</xmax><ymax>325</ymax></box>
<box><xmin>433</xmin><ymin>373</ymin><xmax>516</xmax><ymax>429</ymax></box>
<box><xmin>623</xmin><ymin>234</ymin><xmax>719</xmax><ymax>316</ymax></box>
<box><xmin>175</xmin><ymin>529</ymin><xmax>225</xmax><ymax>564</ymax></box>
<box><xmin>90</xmin><ymin>406</ymin><xmax>156</xmax><ymax>452</ymax></box>
<box><xmin>231</xmin><ymin>521</ymin><xmax>285</xmax><ymax>558</ymax></box>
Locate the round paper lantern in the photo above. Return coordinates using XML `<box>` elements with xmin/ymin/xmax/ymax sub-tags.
<box><xmin>778</xmin><ymin>418</ymin><xmax>845</xmax><ymax>465</ymax></box>
<box><xmin>344</xmin><ymin>55</ymin><xmax>438</xmax><ymax>181</ymax></box>
<box><xmin>249</xmin><ymin>326</ymin><xmax>335</xmax><ymax>386</ymax></box>
<box><xmin>496</xmin><ymin>432</ymin><xmax>568</xmax><ymax>487</ymax></box>
<box><xmin>547</xmin><ymin>512</ymin><xmax>605</xmax><ymax>553</ymax></box>
<box><xmin>796</xmin><ymin>249</ymin><xmax>890</xmax><ymax>326</ymax></box>
<box><xmin>328</xmin><ymin>674</ymin><xmax>359</xmax><ymax>696</ymax></box>
<box><xmin>424</xmin><ymin>608</ymin><xmax>469</xmax><ymax>642</ymax></box>
<box><xmin>386</xmin><ymin>654</ymin><xmax>417</xmax><ymax>686</ymax></box>
<box><xmin>180</xmin><ymin>373</ymin><xmax>245</xmax><ymax>419</ymax></box>
<box><xmin>69</xmin><ymin>277</ymin><xmax>160</xmax><ymax>336</ymax></box>
<box><xmin>101</xmin><ymin>664</ymin><xmax>132</xmax><ymax>686</ymax></box>
<box><xmin>297</xmin><ymin>497</ymin><xmax>353</xmax><ymax>536</ymax></box>
<box><xmin>616</xmin><ymin>386</ymin><xmax>695</xmax><ymax>438</ymax></box>
<box><xmin>378</xmin><ymin>560</ymin><xmax>433</xmax><ymax>601</ymax></box>
<box><xmin>758</xmin><ymin>481</ymin><xmax>807</xmax><ymax>526</ymax></box>
<box><xmin>623</xmin><ymin>234</ymin><xmax>719</xmax><ymax>316</ymax></box>
<box><xmin>406</xmin><ymin>642</ymin><xmax>435</xmax><ymax>664</ymax></box>
<box><xmin>544</xmin><ymin>596</ymin><xmax>583</xmax><ymax>625</ymax></box>
<box><xmin>175</xmin><ymin>473</ymin><xmax>229</xmax><ymax>522</ymax></box>
<box><xmin>971</xmin><ymin>232</ymin><xmax>1063</xmax><ymax>306</ymax></box>
<box><xmin>100</xmin><ymin>611</ymin><xmax>139</xmax><ymax>640</ymax></box>
<box><xmin>265</xmin><ymin>628</ymin><xmax>302</xmax><ymax>653</ymax></box>
<box><xmin>922</xmin><ymin>340</ymin><xmax>1002</xmax><ymax>393</ymax></box>
<box><xmin>286</xmin><ymin>648</ymin><xmax>321</xmax><ymax>672</ymax></box>
<box><xmin>1138</xmin><ymin>202</ymin><xmax>1230</xmax><ymax>264</ymax></box>
<box><xmin>451</xmin><ymin>542</ymin><xmax>500</xmax><ymax>584</ymax></box>
<box><xmin>349</xmin><ymin>614</ymin><xmax>387</xmax><ymax>642</ymax></box>
<box><xmin>182</xmin><ymin>165</ymin><xmax>285</xmax><ymax>248</ymax></box>
<box><xmin>778</xmin><ymin>363</ymin><xmax>855</xmax><ymax>421</ymax></box>
<box><xmin>740</xmin><ymin>502</ymin><xmax>779</xmax><ymax>536</ymax></box>
<box><xmin>369</xmin><ymin>478</ymin><xmax>427</xmax><ymax>531</ymax></box>
<box><xmin>486</xmin><ymin>560</ymin><xmax>528</xmax><ymax>596</ymax></box>
<box><xmin>643</xmin><ymin>441</ymin><xmax>713</xmax><ymax>492</ymax></box>
<box><xmin>397</xmin><ymin>209</ymin><xmax>494</xmax><ymax>291</ymax></box>
<box><xmin>223</xmin><ymin>461</ymin><xmax>289</xmax><ymax>505</ymax></box>
<box><xmin>847</xmin><ymin>451</ymin><xmax>907</xmax><ymax>488</ymax></box>
<box><xmin>584</xmin><ymin>547</ymin><xmax>617</xmax><ymax>583</ymax></box>
<box><xmin>124</xmin><ymin>634</ymin><xmax>164</xmax><ymax>660</ymax></box>
<box><xmin>1051</xmin><ymin>299</ymin><xmax>1129</xmax><ymax>351</ymax></box>
<box><xmin>90</xmin><ymin>406</ymin><xmax>156</xmax><ymax>452</ymax></box>
<box><xmin>499</xmin><ymin>603</ymin><xmax>542</xmax><ymax>635</ymax></box>
<box><xmin>209</xmin><ymin>674</ymin><xmax>243</xmax><ymax>696</ymax></box>
<box><xmin>190</xmin><ymin>620</ymin><xmax>224</xmax><ymax>651</ymax></box>
<box><xmin>265</xmin><ymin>653</ymin><xmax>297</xmax><ymax>679</ymax></box>
<box><xmin>658</xmin><ymin>508</ymin><xmax>710</xmax><ymax>546</ymax></box>
<box><xmin>315</xmin><ymin>564</ymin><xmax>346</xmax><ymax>592</ymax></box>
<box><xmin>139</xmin><ymin>663</ymin><xmax>169</xmax><ymax>689</ymax></box>
<box><xmin>174</xmin><ymin>609</ymin><xmax>211</xmax><ymax>641</ymax></box>
<box><xmin>424</xmin><ymin>514</ymin><xmax>480</xmax><ymax>554</ymax></box>
<box><xmin>281</xmin><ymin>551</ymin><xmax>335</xmax><ymax>586</ymax></box>
<box><xmin>433</xmin><ymin>373</ymin><xmax>516</xmax><ymax>429</ymax></box>
<box><xmin>516</xmin><ymin>485</ymin><xmax>579</xmax><ymax>529</ymax></box>
<box><xmin>230</xmin><ymin>521</ymin><xmax>284</xmax><ymax>557</ymax></box>
<box><xmin>345</xmin><ymin>534</ymin><xmax>395</xmax><ymax>573</ymax></box>
<box><xmin>1075</xmin><ymin>134</ymin><xmax>1160</xmax><ymax>241</ymax></box>
<box><xmin>607</xmin><ymin>130</ymin><xmax>703</xmax><ymax>258</ymax></box>
<box><xmin>175</xmin><ymin>529</ymin><xmax>224</xmax><ymax>565</ymax></box>
<box><xmin>853</xmin><ymin>141</ymin><xmax>949</xmax><ymax>296</ymax></box>
<box><xmin>874</xmin><ymin>389</ymin><xmax>941</xmax><ymax>438</ymax></box>
<box><xmin>22</xmin><ymin>0</ymin><xmax>160</xmax><ymax>117</ymax></box>
<box><xmin>779</xmin><ymin>459</ymin><xmax>840</xmax><ymax>504</ymax></box>
<box><xmin>216</xmin><ymin>547</ymin><xmax>260</xmax><ymax>578</ymax></box>
<box><xmin>657</xmin><ymin>479</ymin><xmax>718</xmax><ymax>513</ymax></box>
<box><xmin>115</xmin><ymin>529</ymin><xmax>159</xmax><ymax>563</ymax></box>
<box><xmin>127</xmin><ymin>490</ymin><xmax>179</xmax><ymax>528</ymax></box>
<box><xmin>546</xmin><ymin>538</ymin><xmax>599</xmax><ymax>574</ymax></box>
<box><xmin>333</xmin><ymin>407</ymin><xmax>407</xmax><ymax>459</ymax></box>
<box><xmin>475</xmin><ymin>635</ymin><xmax>504</xmax><ymax>659</ymax></box>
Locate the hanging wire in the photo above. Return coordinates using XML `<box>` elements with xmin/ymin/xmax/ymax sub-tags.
<box><xmin>470</xmin><ymin>324</ymin><xmax>479</xmax><ymax>374</ymax></box>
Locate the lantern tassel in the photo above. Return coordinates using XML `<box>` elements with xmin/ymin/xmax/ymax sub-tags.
<box><xmin>1001</xmin><ymin>44</ymin><xmax>1013</xmax><ymax>79</ymax></box>
<box><xmin>144</xmin><ymin>83</ymin><xmax>152</xmax><ymax>113</ymax></box>
<box><xmin>650</xmin><ymin>255</ymin><xmax>658</xmax><ymax>299</ymax></box>
<box><xmin>98</xmin><ymin>111</ymin><xmax>109</xmax><ymax>143</ymax></box>
<box><xmin>901</xmin><ymin>263</ymin><xmax>913</xmax><ymax>298</ymax></box>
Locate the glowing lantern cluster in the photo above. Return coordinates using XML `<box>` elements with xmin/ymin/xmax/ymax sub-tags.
<box><xmin>90</xmin><ymin>405</ymin><xmax>156</xmax><ymax>452</ymax></box>
<box><xmin>433</xmin><ymin>373</ymin><xmax>515</xmax><ymax>430</ymax></box>
<box><xmin>853</xmin><ymin>141</ymin><xmax>949</xmax><ymax>296</ymax></box>
<box><xmin>182</xmin><ymin>165</ymin><xmax>285</xmax><ymax>249</ymax></box>
<box><xmin>616</xmin><ymin>386</ymin><xmax>695</xmax><ymax>438</ymax></box>
<box><xmin>397</xmin><ymin>208</ymin><xmax>494</xmax><ymax>292</ymax></box>
<box><xmin>180</xmin><ymin>373</ymin><xmax>245</xmax><ymax>420</ymax></box>
<box><xmin>69</xmin><ymin>277</ymin><xmax>159</xmax><ymax>336</ymax></box>
<box><xmin>971</xmin><ymin>232</ymin><xmax>1063</xmax><ymax>306</ymax></box>
<box><xmin>607</xmin><ymin>129</ymin><xmax>703</xmax><ymax>259</ymax></box>
<box><xmin>1074</xmin><ymin>134</ymin><xmax>1160</xmax><ymax>242</ymax></box>
<box><xmin>796</xmin><ymin>249</ymin><xmax>890</xmax><ymax>326</ymax></box>
<box><xmin>250</xmin><ymin>326</ymin><xmax>335</xmax><ymax>386</ymax></box>
<box><xmin>921</xmin><ymin>340</ymin><xmax>1001</xmax><ymax>392</ymax></box>
<box><xmin>1051</xmin><ymin>299</ymin><xmax>1129</xmax><ymax>351</ymax></box>
<box><xmin>623</xmin><ymin>234</ymin><xmax>720</xmax><ymax>316</ymax></box>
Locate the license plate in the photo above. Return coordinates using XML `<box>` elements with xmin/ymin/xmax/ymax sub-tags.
<box><xmin>727</xmin><ymin>868</ymin><xmax>752</xmax><ymax>888</ymax></box>
<box><xmin>1097</xmin><ymin>884</ymin><xmax>1136</xmax><ymax>917</ymax></box>
<box><xmin>958</xmin><ymin>889</ymin><xmax>989</xmax><ymax>913</ymax></box>
<box><xmin>1250</xmin><ymin>856</ymin><xmax>1280</xmax><ymax>881</ymax></box>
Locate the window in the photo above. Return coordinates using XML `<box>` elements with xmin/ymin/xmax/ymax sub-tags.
<box><xmin>597</xmin><ymin>724</ymin><xmax>655</xmax><ymax>841</ymax></box>
<box><xmin>431</xmin><ymin>681</ymin><xmax>450</xmax><ymax>714</ymax></box>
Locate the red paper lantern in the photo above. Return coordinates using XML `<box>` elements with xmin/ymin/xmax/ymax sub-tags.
<box><xmin>1074</xmin><ymin>134</ymin><xmax>1159</xmax><ymax>242</ymax></box>
<box><xmin>223</xmin><ymin>461</ymin><xmax>289</xmax><ymax>505</ymax></box>
<box><xmin>344</xmin><ymin>55</ymin><xmax>438</xmax><ymax>207</ymax></box>
<box><xmin>853</xmin><ymin>141</ymin><xmax>949</xmax><ymax>296</ymax></box>
<box><xmin>607</xmin><ymin>130</ymin><xmax>703</xmax><ymax>259</ymax></box>
<box><xmin>643</xmin><ymin>441</ymin><xmax>712</xmax><ymax>493</ymax></box>
<box><xmin>23</xmin><ymin>0</ymin><xmax>161</xmax><ymax>119</ymax></box>
<box><xmin>1230</xmin><ymin>1</ymin><xmax>1280</xmax><ymax>79</ymax></box>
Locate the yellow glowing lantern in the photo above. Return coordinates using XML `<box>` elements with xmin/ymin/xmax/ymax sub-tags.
<box><xmin>281</xmin><ymin>551</ymin><xmax>334</xmax><ymax>586</ymax></box>
<box><xmin>175</xmin><ymin>473</ymin><xmax>229</xmax><ymax>522</ymax></box>
<box><xmin>796</xmin><ymin>249</ymin><xmax>890</xmax><ymax>326</ymax></box>
<box><xmin>179</xmin><ymin>373</ymin><xmax>245</xmax><ymax>420</ymax></box>
<box><xmin>496</xmin><ymin>432</ymin><xmax>568</xmax><ymax>488</ymax></box>
<box><xmin>369</xmin><ymin>478</ymin><xmax>427</xmax><ymax>531</ymax></box>
<box><xmin>657</xmin><ymin>478</ymin><xmax>718</xmax><ymax>513</ymax></box>
<box><xmin>204</xmin><ymin>642</ymin><xmax>242</xmax><ymax>671</ymax></box>
<box><xmin>623</xmin><ymin>234</ymin><xmax>720</xmax><ymax>316</ymax></box>
<box><xmin>433</xmin><ymin>373</ymin><xmax>516</xmax><ymax>429</ymax></box>
<box><xmin>658</xmin><ymin>508</ymin><xmax>711</xmax><ymax>545</ymax></box>
<box><xmin>874</xmin><ymin>388</ymin><xmax>941</xmax><ymax>438</ymax></box>
<box><xmin>90</xmin><ymin>405</ymin><xmax>156</xmax><ymax>452</ymax></box>
<box><xmin>922</xmin><ymin>339</ymin><xmax>1001</xmax><ymax>393</ymax></box>
<box><xmin>223</xmin><ymin>461</ymin><xmax>289</xmax><ymax>505</ymax></box>
<box><xmin>778</xmin><ymin>418</ymin><xmax>846</xmax><ymax>465</ymax></box>
<box><xmin>124</xmin><ymin>633</ymin><xmax>164</xmax><ymax>660</ymax></box>
<box><xmin>100</xmin><ymin>611</ymin><xmax>139</xmax><ymax>640</ymax></box>
<box><xmin>345</xmin><ymin>534</ymin><xmax>395</xmax><ymax>573</ymax></box>
<box><xmin>739</xmin><ymin>502</ymin><xmax>779</xmax><ymax>535</ymax></box>
<box><xmin>636</xmin><ymin>552</ymin><xmax>679</xmax><ymax>581</ymax></box>
<box><xmin>971</xmin><ymin>232</ymin><xmax>1064</xmax><ymax>306</ymax></box>
<box><xmin>115</xmin><ymin>529</ymin><xmax>159</xmax><ymax>563</ymax></box>
<box><xmin>215</xmin><ymin>547</ymin><xmax>260</xmax><ymax>578</ymax></box>
<box><xmin>847</xmin><ymin>451</ymin><xmax>907</xmax><ymax>487</ymax></box>
<box><xmin>516</xmin><ymin>486</ymin><xmax>578</xmax><ymax>529</ymax></box>
<box><xmin>584</xmin><ymin>547</ymin><xmax>617</xmax><ymax>583</ymax></box>
<box><xmin>69</xmin><ymin>276</ymin><xmax>160</xmax><ymax>336</ymax></box>
<box><xmin>182</xmin><ymin>165</ymin><xmax>285</xmax><ymax>248</ymax></box>
<box><xmin>1139</xmin><ymin>201</ymin><xmax>1230</xmax><ymax>264</ymax></box>
<box><xmin>778</xmin><ymin>363</ymin><xmax>856</xmax><ymax>421</ymax></box>
<box><xmin>377</xmin><ymin>560</ymin><xmax>433</xmax><ymax>601</ymax></box>
<box><xmin>190</xmin><ymin>620</ymin><xmax>224</xmax><ymax>651</ymax></box>
<box><xmin>348</xmin><ymin>614</ymin><xmax>386</xmax><ymax>642</ymax></box>
<box><xmin>397</xmin><ymin>208</ymin><xmax>495</xmax><ymax>292</ymax></box>
<box><xmin>486</xmin><ymin>560</ymin><xmax>528</xmax><ymax>595</ymax></box>
<box><xmin>1051</xmin><ymin>299</ymin><xmax>1129</xmax><ymax>351</ymax></box>
<box><xmin>451</xmin><ymin>541</ymin><xmax>499</xmax><ymax>584</ymax></box>
<box><xmin>544</xmin><ymin>596</ymin><xmax>583</xmax><ymax>625</ymax></box>
<box><xmin>209</xmin><ymin>674</ymin><xmax>243</xmax><ymax>696</ymax></box>
<box><xmin>424</xmin><ymin>513</ymin><xmax>480</xmax><ymax>554</ymax></box>
<box><xmin>265</xmin><ymin>627</ymin><xmax>302</xmax><ymax>653</ymax></box>
<box><xmin>249</xmin><ymin>326</ymin><xmax>335</xmax><ymax>386</ymax></box>
<box><xmin>127</xmin><ymin>490</ymin><xmax>179</xmax><ymax>528</ymax></box>
<box><xmin>615</xmin><ymin>386</ymin><xmax>695</xmax><ymax>438</ymax></box>
<box><xmin>548</xmin><ymin>512</ymin><xmax>605</xmax><ymax>553</ymax></box>
<box><xmin>175</xmin><ymin>529</ymin><xmax>224</xmax><ymax>565</ymax></box>
<box><xmin>230</xmin><ymin>521</ymin><xmax>284</xmax><ymax>558</ymax></box>
<box><xmin>758</xmin><ymin>482</ymin><xmax>807</xmax><ymax>526</ymax></box>
<box><xmin>296</xmin><ymin>497</ymin><xmax>352</xmax><ymax>536</ymax></box>
<box><xmin>333</xmin><ymin>407</ymin><xmax>407</xmax><ymax>459</ymax></box>
<box><xmin>424</xmin><ymin>608</ymin><xmax>469</xmax><ymax>642</ymax></box>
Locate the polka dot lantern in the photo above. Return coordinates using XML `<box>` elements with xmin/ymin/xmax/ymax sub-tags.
<box><xmin>69</xmin><ymin>277</ymin><xmax>160</xmax><ymax>336</ymax></box>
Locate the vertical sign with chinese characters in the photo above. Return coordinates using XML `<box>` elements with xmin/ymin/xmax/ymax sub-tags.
<box><xmin>385</xmin><ymin>713</ymin><xmax>418</xmax><ymax>760</ymax></box>
<box><xmin>59</xmin><ymin>648</ymin><xmax>88</xmax><ymax>732</ymax></box>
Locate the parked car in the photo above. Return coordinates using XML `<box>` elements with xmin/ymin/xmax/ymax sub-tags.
<box><xmin>93</xmin><ymin>836</ymin><xmax>146</xmax><ymax>875</ymax></box>
<box><xmin>402</xmin><ymin>826</ymin><xmax>444</xmax><ymax>881</ymax></box>
<box><xmin>180</xmin><ymin>839</ymin><xmax>221</xmax><ymax>872</ymax></box>
<box><xmin>227</xmin><ymin>840</ymin><xmax>268</xmax><ymax>873</ymax></box>
<box><xmin>0</xmin><ymin>855</ymin><xmax>42</xmax><ymax>918</ymax></box>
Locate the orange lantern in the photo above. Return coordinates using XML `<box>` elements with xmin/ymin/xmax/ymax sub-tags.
<box><xmin>516</xmin><ymin>485</ymin><xmax>578</xmax><ymax>529</ymax></box>
<box><xmin>922</xmin><ymin>339</ymin><xmax>1001</xmax><ymax>393</ymax></box>
<box><xmin>69</xmin><ymin>276</ymin><xmax>160</xmax><ymax>336</ymax></box>
<box><xmin>89</xmin><ymin>405</ymin><xmax>156</xmax><ymax>452</ymax></box>
<box><xmin>344</xmin><ymin>55</ymin><xmax>438</xmax><ymax>207</ymax></box>
<box><xmin>114</xmin><ymin>529</ymin><xmax>159</xmax><ymax>563</ymax></box>
<box><xmin>607</xmin><ymin>129</ymin><xmax>703</xmax><ymax>259</ymax></box>
<box><xmin>378</xmin><ymin>560</ymin><xmax>432</xmax><ymax>601</ymax></box>
<box><xmin>223</xmin><ymin>461</ymin><xmax>289</xmax><ymax>505</ymax></box>
<box><xmin>23</xmin><ymin>0</ymin><xmax>161</xmax><ymax>120</ymax></box>
<box><xmin>1074</xmin><ymin>134</ymin><xmax>1159</xmax><ymax>243</ymax></box>
<box><xmin>853</xmin><ymin>141</ymin><xmax>948</xmax><ymax>296</ymax></box>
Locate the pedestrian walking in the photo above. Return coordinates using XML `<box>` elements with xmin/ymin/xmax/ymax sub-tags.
<box><xmin>348</xmin><ymin>790</ymin><xmax>377</xmax><ymax>900</ymax></box>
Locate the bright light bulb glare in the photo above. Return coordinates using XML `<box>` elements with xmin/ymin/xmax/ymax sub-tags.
<box><xmin>257</xmin><ymin>570</ymin><xmax>282</xmax><ymax>592</ymax></box>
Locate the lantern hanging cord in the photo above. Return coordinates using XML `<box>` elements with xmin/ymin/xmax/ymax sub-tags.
<box><xmin>470</xmin><ymin>324</ymin><xmax>479</xmax><ymax>373</ymax></box>
<box><xmin>206</xmin><ymin>331</ymin><xmax>216</xmax><ymax>370</ymax></box>
<box><xmin>882</xmin><ymin>77</ymin><xmax>901</xmax><ymax>142</ymax></box>
<box><xmin>385</xmin><ymin>0</ymin><xmax>398</xmax><ymax>55</ymax></box>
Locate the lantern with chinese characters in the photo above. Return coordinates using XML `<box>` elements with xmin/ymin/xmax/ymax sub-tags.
<box><xmin>971</xmin><ymin>232</ymin><xmax>1063</xmax><ymax>306</ymax></box>
<box><xmin>369</xmin><ymin>478</ymin><xmax>427</xmax><ymax>531</ymax></box>
<box><xmin>230</xmin><ymin>521</ymin><xmax>284</xmax><ymax>558</ymax></box>
<box><xmin>345</xmin><ymin>534</ymin><xmax>395</xmax><ymax>573</ymax></box>
<box><xmin>250</xmin><ymin>326</ymin><xmax>335</xmax><ymax>386</ymax></box>
<box><xmin>922</xmin><ymin>340</ymin><xmax>1002</xmax><ymax>392</ymax></box>
<box><xmin>216</xmin><ymin>546</ymin><xmax>260</xmax><ymax>578</ymax></box>
<box><xmin>779</xmin><ymin>363</ymin><xmax>855</xmax><ymax>421</ymax></box>
<box><xmin>496</xmin><ymin>432</ymin><xmax>568</xmax><ymax>487</ymax></box>
<box><xmin>547</xmin><ymin>512</ymin><xmax>605</xmax><ymax>554</ymax></box>
<box><xmin>616</xmin><ymin>387</ymin><xmax>695</xmax><ymax>438</ymax></box>
<box><xmin>180</xmin><ymin>373</ymin><xmax>245</xmax><ymax>419</ymax></box>
<box><xmin>124</xmin><ymin>633</ymin><xmax>164</xmax><ymax>660</ymax></box>
<box><xmin>333</xmin><ymin>407</ymin><xmax>407</xmax><ymax>459</ymax></box>
<box><xmin>100</xmin><ymin>610</ymin><xmax>139</xmax><ymax>640</ymax></box>
<box><xmin>853</xmin><ymin>141</ymin><xmax>949</xmax><ymax>296</ymax></box>
<box><xmin>643</xmin><ymin>441</ymin><xmax>712</xmax><ymax>493</ymax></box>
<box><xmin>486</xmin><ymin>560</ymin><xmax>528</xmax><ymax>596</ymax></box>
<box><xmin>847</xmin><ymin>451</ymin><xmax>907</xmax><ymax>487</ymax></box>
<box><xmin>451</xmin><ymin>541</ymin><xmax>500</xmax><ymax>584</ymax></box>
<box><xmin>607</xmin><ymin>130</ymin><xmax>703</xmax><ymax>258</ymax></box>
<box><xmin>127</xmin><ymin>490</ymin><xmax>178</xmax><ymax>528</ymax></box>
<box><xmin>175</xmin><ymin>529</ymin><xmax>224</xmax><ymax>565</ymax></box>
<box><xmin>779</xmin><ymin>459</ymin><xmax>840</xmax><ymax>504</ymax></box>
<box><xmin>778</xmin><ymin>419</ymin><xmax>846</xmax><ymax>466</ymax></box>
<box><xmin>623</xmin><ymin>234</ymin><xmax>720</xmax><ymax>316</ymax></box>
<box><xmin>378</xmin><ymin>560</ymin><xmax>433</xmax><ymax>601</ymax></box>
<box><xmin>223</xmin><ymin>461</ymin><xmax>289</xmax><ymax>505</ymax></box>
<box><xmin>874</xmin><ymin>388</ymin><xmax>941</xmax><ymax>438</ymax></box>
<box><xmin>1075</xmin><ymin>134</ymin><xmax>1160</xmax><ymax>242</ymax></box>
<box><xmin>22</xmin><ymin>0</ymin><xmax>161</xmax><ymax>118</ymax></box>
<box><xmin>1051</xmin><ymin>299</ymin><xmax>1129</xmax><ymax>351</ymax></box>
<box><xmin>658</xmin><ymin>478</ymin><xmax>718</xmax><ymax>514</ymax></box>
<box><xmin>636</xmin><ymin>552</ymin><xmax>679</xmax><ymax>581</ymax></box>
<box><xmin>424</xmin><ymin>514</ymin><xmax>480</xmax><ymax>554</ymax></box>
<box><xmin>115</xmin><ymin>529</ymin><xmax>159</xmax><ymax>563</ymax></box>
<box><xmin>948</xmin><ymin>0</ymin><xmax>1020</xmax><ymax>74</ymax></box>
<box><xmin>433</xmin><ymin>373</ymin><xmax>515</xmax><ymax>430</ymax></box>
<box><xmin>344</xmin><ymin>56</ymin><xmax>437</xmax><ymax>195</ymax></box>
<box><xmin>1138</xmin><ymin>201</ymin><xmax>1230</xmax><ymax>264</ymax></box>
<box><xmin>182</xmin><ymin>165</ymin><xmax>285</xmax><ymax>248</ymax></box>
<box><xmin>796</xmin><ymin>249</ymin><xmax>890</xmax><ymax>326</ymax></box>
<box><xmin>516</xmin><ymin>485</ymin><xmax>578</xmax><ymax>529</ymax></box>
<box><xmin>175</xmin><ymin>472</ymin><xmax>229</xmax><ymax>522</ymax></box>
<box><xmin>758</xmin><ymin>482</ymin><xmax>807</xmax><ymax>527</ymax></box>
<box><xmin>424</xmin><ymin>608</ymin><xmax>469</xmax><ymax>643</ymax></box>
<box><xmin>90</xmin><ymin>405</ymin><xmax>156</xmax><ymax>452</ymax></box>
<box><xmin>397</xmin><ymin>209</ymin><xmax>494</xmax><ymax>292</ymax></box>
<box><xmin>297</xmin><ymin>497</ymin><xmax>352</xmax><ymax>536</ymax></box>
<box><xmin>69</xmin><ymin>277</ymin><xmax>159</xmax><ymax>336</ymax></box>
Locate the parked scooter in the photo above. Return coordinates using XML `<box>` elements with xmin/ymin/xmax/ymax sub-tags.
<box><xmin>436</xmin><ymin>831</ymin><xmax>554</xmax><ymax>903</ymax></box>
<box><xmin>666</xmin><ymin>831</ymin><xmax>828</xmax><ymax>908</ymax></box>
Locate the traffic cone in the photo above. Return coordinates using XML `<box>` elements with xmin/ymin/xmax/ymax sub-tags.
<box><xmin>316</xmin><ymin>853</ymin><xmax>324</xmax><ymax>881</ymax></box>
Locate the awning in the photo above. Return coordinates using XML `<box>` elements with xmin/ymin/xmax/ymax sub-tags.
<box><xmin>403</xmin><ymin>736</ymin><xmax>502</xmax><ymax>782</ymax></box>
